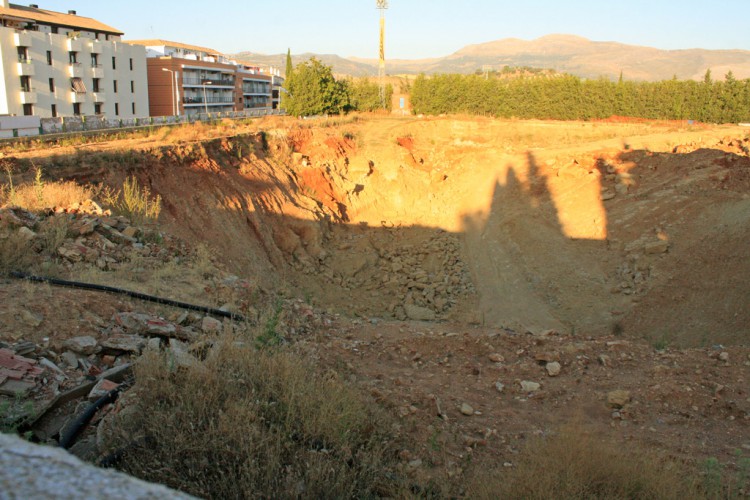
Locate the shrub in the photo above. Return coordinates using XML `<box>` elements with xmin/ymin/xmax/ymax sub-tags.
<box><xmin>467</xmin><ymin>424</ymin><xmax>697</xmax><ymax>499</ymax></box>
<box><xmin>107</xmin><ymin>176</ymin><xmax>161</xmax><ymax>225</ymax></box>
<box><xmin>105</xmin><ymin>339</ymin><xmax>399</xmax><ymax>498</ymax></box>
<box><xmin>0</xmin><ymin>229</ymin><xmax>35</xmax><ymax>275</ymax></box>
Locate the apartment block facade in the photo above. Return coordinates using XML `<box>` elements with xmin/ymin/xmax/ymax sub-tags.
<box><xmin>129</xmin><ymin>40</ymin><xmax>280</xmax><ymax>118</ymax></box>
<box><xmin>0</xmin><ymin>2</ymin><xmax>148</xmax><ymax>118</ymax></box>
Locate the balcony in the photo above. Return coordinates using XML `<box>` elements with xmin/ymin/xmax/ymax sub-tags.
<box><xmin>92</xmin><ymin>91</ymin><xmax>106</xmax><ymax>102</ymax></box>
<box><xmin>182</xmin><ymin>77</ymin><xmax>235</xmax><ymax>87</ymax></box>
<box><xmin>66</xmin><ymin>37</ymin><xmax>83</xmax><ymax>52</ymax></box>
<box><xmin>89</xmin><ymin>41</ymin><xmax>103</xmax><ymax>54</ymax></box>
<box><xmin>17</xmin><ymin>60</ymin><xmax>35</xmax><ymax>76</ymax></box>
<box><xmin>68</xmin><ymin>63</ymin><xmax>83</xmax><ymax>78</ymax></box>
<box><xmin>13</xmin><ymin>31</ymin><xmax>32</xmax><ymax>47</ymax></box>
<box><xmin>183</xmin><ymin>96</ymin><xmax>235</xmax><ymax>105</ymax></box>
<box><xmin>19</xmin><ymin>91</ymin><xmax>37</xmax><ymax>104</ymax></box>
<box><xmin>70</xmin><ymin>91</ymin><xmax>87</xmax><ymax>104</ymax></box>
<box><xmin>90</xmin><ymin>65</ymin><xmax>104</xmax><ymax>78</ymax></box>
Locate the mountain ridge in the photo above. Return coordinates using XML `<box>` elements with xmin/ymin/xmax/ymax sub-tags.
<box><xmin>232</xmin><ymin>34</ymin><xmax>750</xmax><ymax>81</ymax></box>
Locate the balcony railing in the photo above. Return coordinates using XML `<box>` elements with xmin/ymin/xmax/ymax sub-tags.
<box><xmin>183</xmin><ymin>96</ymin><xmax>235</xmax><ymax>104</ymax></box>
<box><xmin>17</xmin><ymin>55</ymin><xmax>32</xmax><ymax>63</ymax></box>
<box><xmin>182</xmin><ymin>78</ymin><xmax>235</xmax><ymax>86</ymax></box>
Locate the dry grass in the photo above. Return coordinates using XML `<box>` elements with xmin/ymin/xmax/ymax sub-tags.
<box><xmin>467</xmin><ymin>424</ymin><xmax>697</xmax><ymax>499</ymax></box>
<box><xmin>0</xmin><ymin>170</ymin><xmax>95</xmax><ymax>211</ymax></box>
<box><xmin>0</xmin><ymin>229</ymin><xmax>35</xmax><ymax>275</ymax></box>
<box><xmin>105</xmin><ymin>338</ymin><xmax>399</xmax><ymax>499</ymax></box>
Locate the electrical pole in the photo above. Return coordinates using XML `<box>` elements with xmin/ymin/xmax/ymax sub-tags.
<box><xmin>376</xmin><ymin>0</ymin><xmax>388</xmax><ymax>109</ymax></box>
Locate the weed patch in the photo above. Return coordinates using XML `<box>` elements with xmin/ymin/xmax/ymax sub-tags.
<box><xmin>106</xmin><ymin>340</ymin><xmax>399</xmax><ymax>498</ymax></box>
<box><xmin>467</xmin><ymin>424</ymin><xmax>697</xmax><ymax>499</ymax></box>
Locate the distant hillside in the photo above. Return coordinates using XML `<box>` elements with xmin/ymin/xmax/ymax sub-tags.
<box><xmin>233</xmin><ymin>34</ymin><xmax>750</xmax><ymax>81</ymax></box>
<box><xmin>232</xmin><ymin>52</ymin><xmax>375</xmax><ymax>78</ymax></box>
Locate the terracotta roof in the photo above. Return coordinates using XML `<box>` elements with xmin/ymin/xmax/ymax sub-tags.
<box><xmin>0</xmin><ymin>3</ymin><xmax>123</xmax><ymax>35</ymax></box>
<box><xmin>126</xmin><ymin>39</ymin><xmax>224</xmax><ymax>57</ymax></box>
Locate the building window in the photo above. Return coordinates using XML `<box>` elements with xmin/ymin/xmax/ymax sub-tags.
<box><xmin>20</xmin><ymin>76</ymin><xmax>31</xmax><ymax>92</ymax></box>
<box><xmin>71</xmin><ymin>77</ymin><xmax>86</xmax><ymax>93</ymax></box>
<box><xmin>46</xmin><ymin>50</ymin><xmax>52</xmax><ymax>65</ymax></box>
<box><xmin>73</xmin><ymin>103</ymin><xmax>81</xmax><ymax>116</ymax></box>
<box><xmin>22</xmin><ymin>104</ymin><xmax>33</xmax><ymax>116</ymax></box>
<box><xmin>105</xmin><ymin>34</ymin><xmax>109</xmax><ymax>41</ymax></box>
<box><xmin>129</xmin><ymin>58</ymin><xmax>133</xmax><ymax>71</ymax></box>
<box><xmin>17</xmin><ymin>46</ymin><xmax>28</xmax><ymax>63</ymax></box>
<box><xmin>48</xmin><ymin>78</ymin><xmax>54</xmax><ymax>92</ymax></box>
<box><xmin>112</xmin><ymin>56</ymin><xmax>116</xmax><ymax>70</ymax></box>
<box><xmin>69</xmin><ymin>51</ymin><xmax>77</xmax><ymax>64</ymax></box>
<box><xmin>113</xmin><ymin>80</ymin><xmax>118</xmax><ymax>93</ymax></box>
<box><xmin>132</xmin><ymin>102</ymin><xmax>136</xmax><ymax>114</ymax></box>
<box><xmin>51</xmin><ymin>26</ymin><xmax>58</xmax><ymax>34</ymax></box>
<box><xmin>130</xmin><ymin>81</ymin><xmax>134</xmax><ymax>93</ymax></box>
<box><xmin>51</xmin><ymin>104</ymin><xmax>57</xmax><ymax>117</ymax></box>
<box><xmin>114</xmin><ymin>103</ymin><xmax>119</xmax><ymax>116</ymax></box>
<box><xmin>91</xmin><ymin>53</ymin><xmax>99</xmax><ymax>67</ymax></box>
<box><xmin>94</xmin><ymin>103</ymin><xmax>102</xmax><ymax>114</ymax></box>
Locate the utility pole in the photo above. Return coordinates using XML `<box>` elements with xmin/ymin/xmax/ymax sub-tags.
<box><xmin>376</xmin><ymin>0</ymin><xmax>388</xmax><ymax>109</ymax></box>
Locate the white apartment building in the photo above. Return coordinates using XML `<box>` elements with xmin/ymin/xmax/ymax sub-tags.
<box><xmin>0</xmin><ymin>2</ymin><xmax>148</xmax><ymax>118</ymax></box>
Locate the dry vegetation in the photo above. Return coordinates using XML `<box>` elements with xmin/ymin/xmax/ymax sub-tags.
<box><xmin>103</xmin><ymin>338</ymin><xmax>401</xmax><ymax>499</ymax></box>
<box><xmin>468</xmin><ymin>424</ymin><xmax>697</xmax><ymax>499</ymax></box>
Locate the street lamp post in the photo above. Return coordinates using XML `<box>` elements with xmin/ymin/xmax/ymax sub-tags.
<box><xmin>161</xmin><ymin>68</ymin><xmax>176</xmax><ymax>116</ymax></box>
<box><xmin>202</xmin><ymin>80</ymin><xmax>212</xmax><ymax>116</ymax></box>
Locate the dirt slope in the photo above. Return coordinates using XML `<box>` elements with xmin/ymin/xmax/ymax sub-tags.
<box><xmin>10</xmin><ymin>116</ymin><xmax>747</xmax><ymax>346</ymax></box>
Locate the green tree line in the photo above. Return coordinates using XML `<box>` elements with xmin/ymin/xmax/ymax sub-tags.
<box><xmin>282</xmin><ymin>56</ymin><xmax>393</xmax><ymax>116</ymax></box>
<box><xmin>410</xmin><ymin>70</ymin><xmax>750</xmax><ymax>124</ymax></box>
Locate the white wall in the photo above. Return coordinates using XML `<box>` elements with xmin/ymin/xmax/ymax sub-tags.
<box><xmin>0</xmin><ymin>26</ymin><xmax>147</xmax><ymax>118</ymax></box>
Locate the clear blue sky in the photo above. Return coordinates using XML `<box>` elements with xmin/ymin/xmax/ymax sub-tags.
<box><xmin>42</xmin><ymin>0</ymin><xmax>750</xmax><ymax>59</ymax></box>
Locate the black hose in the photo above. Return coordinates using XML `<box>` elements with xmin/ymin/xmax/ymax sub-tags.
<box><xmin>10</xmin><ymin>270</ymin><xmax>245</xmax><ymax>322</ymax></box>
<box><xmin>58</xmin><ymin>387</ymin><xmax>121</xmax><ymax>449</ymax></box>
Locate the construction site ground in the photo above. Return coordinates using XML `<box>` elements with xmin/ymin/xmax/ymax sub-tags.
<box><xmin>1</xmin><ymin>115</ymin><xmax>749</xmax><ymax>492</ymax></box>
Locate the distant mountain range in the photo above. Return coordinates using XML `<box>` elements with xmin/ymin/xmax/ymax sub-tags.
<box><xmin>233</xmin><ymin>34</ymin><xmax>750</xmax><ymax>81</ymax></box>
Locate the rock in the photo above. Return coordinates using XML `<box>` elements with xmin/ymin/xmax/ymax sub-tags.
<box><xmin>0</xmin><ymin>433</ymin><xmax>196</xmax><ymax>499</ymax></box>
<box><xmin>404</xmin><ymin>304</ymin><xmax>436</xmax><ymax>321</ymax></box>
<box><xmin>121</xmin><ymin>226</ymin><xmax>139</xmax><ymax>239</ymax></box>
<box><xmin>615</xmin><ymin>183</ymin><xmax>629</xmax><ymax>195</ymax></box>
<box><xmin>145</xmin><ymin>337</ymin><xmax>162</xmax><ymax>352</ymax></box>
<box><xmin>201</xmin><ymin>316</ymin><xmax>223</xmax><ymax>334</ymax></box>
<box><xmin>494</xmin><ymin>381</ymin><xmax>505</xmax><ymax>393</ymax></box>
<box><xmin>38</xmin><ymin>358</ymin><xmax>65</xmax><ymax>376</ymax></box>
<box><xmin>60</xmin><ymin>351</ymin><xmax>78</xmax><ymax>370</ymax></box>
<box><xmin>100</xmin><ymin>334</ymin><xmax>146</xmax><ymax>354</ymax></box>
<box><xmin>545</xmin><ymin>361</ymin><xmax>561</xmax><ymax>377</ymax></box>
<box><xmin>19</xmin><ymin>309</ymin><xmax>43</xmax><ymax>327</ymax></box>
<box><xmin>17</xmin><ymin>226</ymin><xmax>37</xmax><ymax>240</ymax></box>
<box><xmin>113</xmin><ymin>312</ymin><xmax>151</xmax><ymax>333</ymax></box>
<box><xmin>168</xmin><ymin>339</ymin><xmax>197</xmax><ymax>369</ymax></box>
<box><xmin>598</xmin><ymin>354</ymin><xmax>612</xmax><ymax>367</ymax></box>
<box><xmin>601</xmin><ymin>189</ymin><xmax>616</xmax><ymax>201</ymax></box>
<box><xmin>460</xmin><ymin>403</ymin><xmax>474</xmax><ymax>416</ymax></box>
<box><xmin>488</xmin><ymin>353</ymin><xmax>505</xmax><ymax>363</ymax></box>
<box><xmin>146</xmin><ymin>319</ymin><xmax>177</xmax><ymax>337</ymax></box>
<box><xmin>644</xmin><ymin>240</ymin><xmax>669</xmax><ymax>254</ymax></box>
<box><xmin>607</xmin><ymin>390</ymin><xmax>631</xmax><ymax>408</ymax></box>
<box><xmin>87</xmin><ymin>378</ymin><xmax>119</xmax><ymax>402</ymax></box>
<box><xmin>63</xmin><ymin>336</ymin><xmax>98</xmax><ymax>355</ymax></box>
<box><xmin>520</xmin><ymin>381</ymin><xmax>541</xmax><ymax>392</ymax></box>
<box><xmin>719</xmin><ymin>352</ymin><xmax>730</xmax><ymax>362</ymax></box>
<box><xmin>78</xmin><ymin>220</ymin><xmax>97</xmax><ymax>235</ymax></box>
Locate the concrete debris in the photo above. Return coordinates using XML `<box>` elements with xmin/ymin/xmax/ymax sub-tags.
<box><xmin>63</xmin><ymin>336</ymin><xmax>98</xmax><ymax>356</ymax></box>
